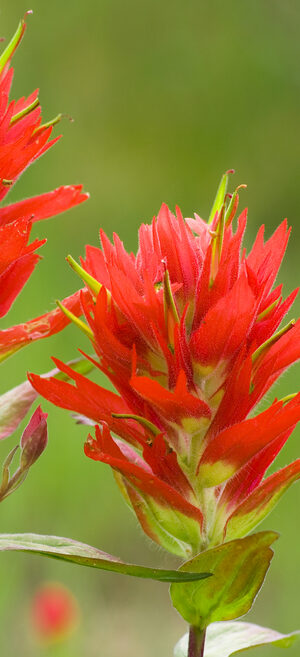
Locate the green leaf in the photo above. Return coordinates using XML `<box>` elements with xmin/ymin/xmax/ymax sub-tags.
<box><xmin>174</xmin><ymin>621</ymin><xmax>300</xmax><ymax>656</ymax></box>
<box><xmin>0</xmin><ymin>533</ymin><xmax>212</xmax><ymax>584</ymax></box>
<box><xmin>170</xmin><ymin>531</ymin><xmax>277</xmax><ymax>629</ymax></box>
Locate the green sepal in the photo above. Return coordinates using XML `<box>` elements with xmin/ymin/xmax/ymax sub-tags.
<box><xmin>0</xmin><ymin>18</ymin><xmax>26</xmax><ymax>75</ymax></box>
<box><xmin>170</xmin><ymin>531</ymin><xmax>277</xmax><ymax>629</ymax></box>
<box><xmin>174</xmin><ymin>621</ymin><xmax>299</xmax><ymax>656</ymax></box>
<box><xmin>56</xmin><ymin>300</ymin><xmax>94</xmax><ymax>340</ymax></box>
<box><xmin>208</xmin><ymin>169</ymin><xmax>234</xmax><ymax>224</ymax></box>
<box><xmin>66</xmin><ymin>255</ymin><xmax>102</xmax><ymax>296</ymax></box>
<box><xmin>114</xmin><ymin>474</ymin><xmax>202</xmax><ymax>559</ymax></box>
<box><xmin>224</xmin><ymin>184</ymin><xmax>247</xmax><ymax>227</ymax></box>
<box><xmin>10</xmin><ymin>97</ymin><xmax>40</xmax><ymax>126</ymax></box>
<box><xmin>0</xmin><ymin>533</ymin><xmax>212</xmax><ymax>584</ymax></box>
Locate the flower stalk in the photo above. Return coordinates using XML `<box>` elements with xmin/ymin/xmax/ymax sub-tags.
<box><xmin>188</xmin><ymin>626</ymin><xmax>206</xmax><ymax>657</ymax></box>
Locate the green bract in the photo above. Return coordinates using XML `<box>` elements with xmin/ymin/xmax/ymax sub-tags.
<box><xmin>170</xmin><ymin>532</ymin><xmax>277</xmax><ymax>628</ymax></box>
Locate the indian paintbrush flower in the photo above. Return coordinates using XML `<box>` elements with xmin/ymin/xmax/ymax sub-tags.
<box><xmin>0</xmin><ymin>16</ymin><xmax>88</xmax><ymax>356</ymax></box>
<box><xmin>0</xmin><ymin>16</ymin><xmax>88</xmax><ymax>222</ymax></box>
<box><xmin>0</xmin><ymin>16</ymin><xmax>89</xmax><ymax>503</ymax></box>
<box><xmin>29</xmin><ymin>172</ymin><xmax>300</xmax><ymax>558</ymax></box>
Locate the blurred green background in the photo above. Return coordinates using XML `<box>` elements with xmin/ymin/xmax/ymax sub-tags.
<box><xmin>0</xmin><ymin>1</ymin><xmax>299</xmax><ymax>655</ymax></box>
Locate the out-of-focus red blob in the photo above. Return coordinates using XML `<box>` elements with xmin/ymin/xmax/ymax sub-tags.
<box><xmin>31</xmin><ymin>582</ymin><xmax>79</xmax><ymax>642</ymax></box>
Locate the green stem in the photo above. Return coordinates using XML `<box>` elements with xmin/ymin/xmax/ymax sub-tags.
<box><xmin>188</xmin><ymin>626</ymin><xmax>206</xmax><ymax>657</ymax></box>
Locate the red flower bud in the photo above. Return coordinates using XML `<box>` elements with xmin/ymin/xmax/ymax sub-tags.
<box><xmin>20</xmin><ymin>406</ymin><xmax>48</xmax><ymax>468</ymax></box>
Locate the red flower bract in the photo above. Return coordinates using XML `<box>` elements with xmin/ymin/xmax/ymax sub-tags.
<box><xmin>30</xmin><ymin>172</ymin><xmax>300</xmax><ymax>558</ymax></box>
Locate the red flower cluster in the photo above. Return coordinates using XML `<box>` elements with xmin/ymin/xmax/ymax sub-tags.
<box><xmin>30</xmin><ymin>173</ymin><xmax>300</xmax><ymax>557</ymax></box>
<box><xmin>0</xmin><ymin>17</ymin><xmax>88</xmax><ymax>359</ymax></box>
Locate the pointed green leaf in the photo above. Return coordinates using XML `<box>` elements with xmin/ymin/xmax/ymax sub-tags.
<box><xmin>174</xmin><ymin>621</ymin><xmax>299</xmax><ymax>656</ymax></box>
<box><xmin>0</xmin><ymin>533</ymin><xmax>212</xmax><ymax>584</ymax></box>
<box><xmin>170</xmin><ymin>531</ymin><xmax>278</xmax><ymax>629</ymax></box>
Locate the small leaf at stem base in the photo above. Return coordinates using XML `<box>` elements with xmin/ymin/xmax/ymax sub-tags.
<box><xmin>174</xmin><ymin>621</ymin><xmax>300</xmax><ymax>656</ymax></box>
<box><xmin>170</xmin><ymin>531</ymin><xmax>277</xmax><ymax>628</ymax></box>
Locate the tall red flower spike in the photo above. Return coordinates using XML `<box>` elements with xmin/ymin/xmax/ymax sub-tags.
<box><xmin>30</xmin><ymin>172</ymin><xmax>300</xmax><ymax>558</ymax></box>
<box><xmin>0</xmin><ymin>17</ymin><xmax>88</xmax><ymax>355</ymax></box>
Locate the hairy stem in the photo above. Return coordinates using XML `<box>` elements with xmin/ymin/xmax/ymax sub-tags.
<box><xmin>188</xmin><ymin>626</ymin><xmax>206</xmax><ymax>657</ymax></box>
